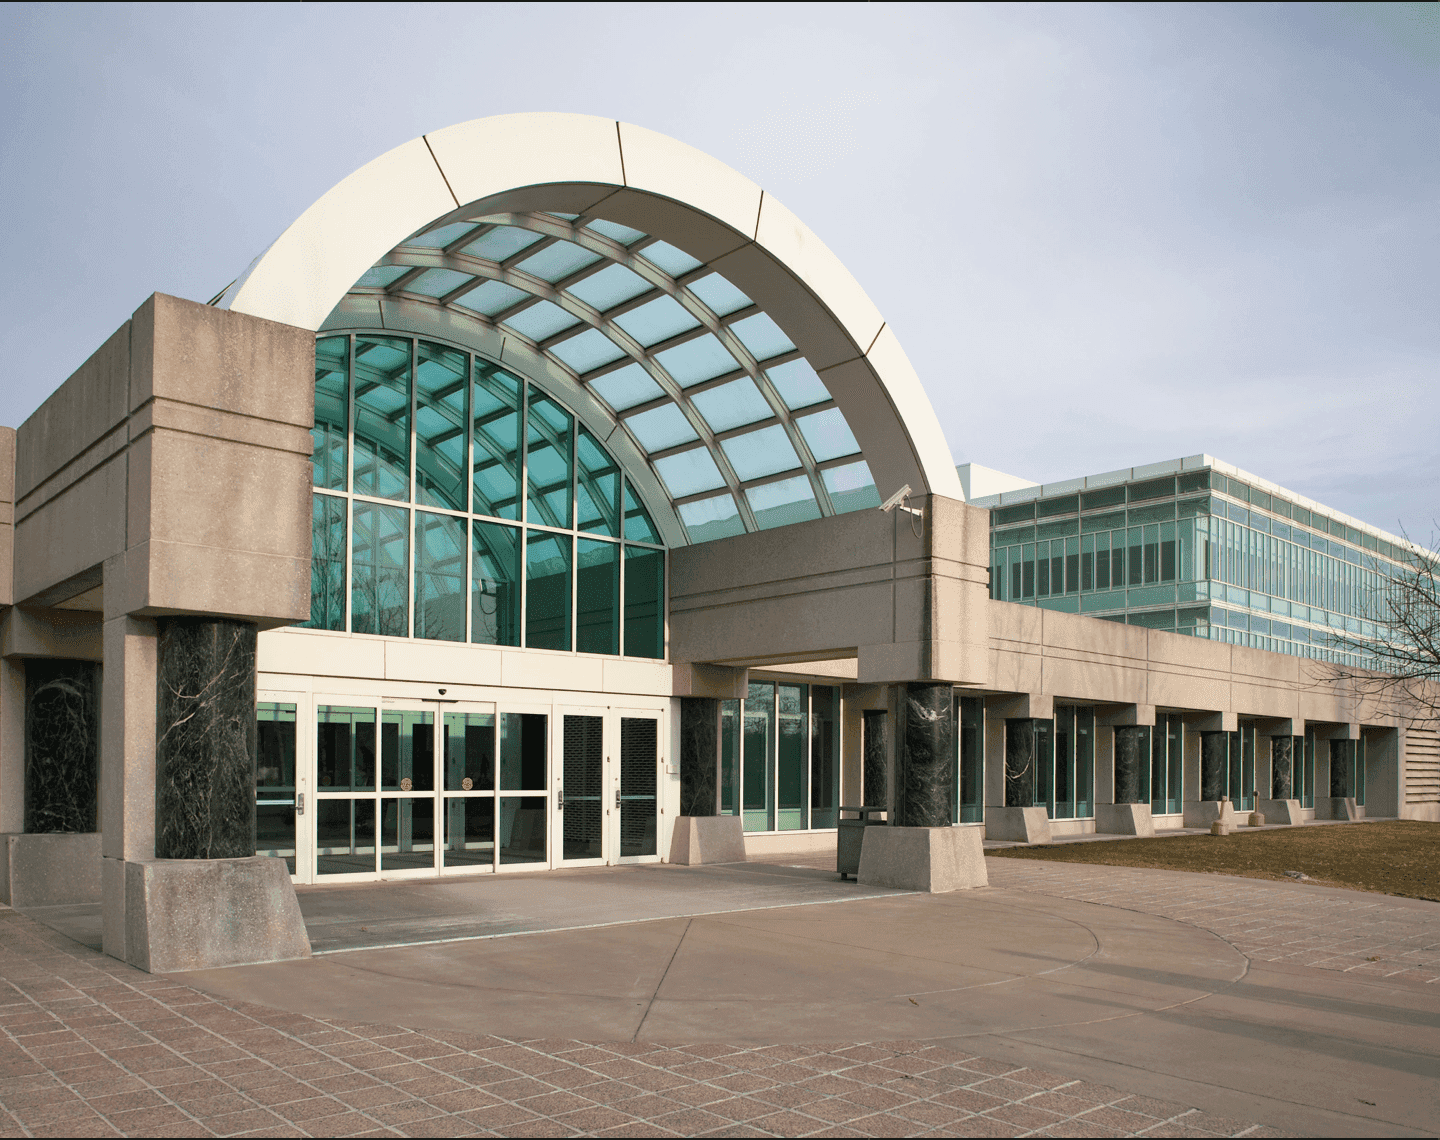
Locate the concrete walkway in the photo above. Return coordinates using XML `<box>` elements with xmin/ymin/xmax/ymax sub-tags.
<box><xmin>3</xmin><ymin>855</ymin><xmax>1438</xmax><ymax>1136</ymax></box>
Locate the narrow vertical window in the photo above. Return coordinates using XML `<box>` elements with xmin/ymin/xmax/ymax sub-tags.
<box><xmin>525</xmin><ymin>530</ymin><xmax>571</xmax><ymax>651</ymax></box>
<box><xmin>471</xmin><ymin>522</ymin><xmax>521</xmax><ymax>646</ymax></box>
<box><xmin>305</xmin><ymin>494</ymin><xmax>347</xmax><ymax>631</ymax></box>
<box><xmin>623</xmin><ymin>547</ymin><xmax>664</xmax><ymax>659</ymax></box>
<box><xmin>353</xmin><ymin>336</ymin><xmax>411</xmax><ymax>502</ymax></box>
<box><xmin>576</xmin><ymin>539</ymin><xmax>620</xmax><ymax>655</ymax></box>
<box><xmin>810</xmin><ymin>687</ymin><xmax>840</xmax><ymax>829</ymax></box>
<box><xmin>473</xmin><ymin>365</ymin><xmax>522</xmax><ymax>520</ymax></box>
<box><xmin>413</xmin><ymin>511</ymin><xmax>466</xmax><ymax>642</ymax></box>
<box><xmin>776</xmin><ymin>684</ymin><xmax>808</xmax><ymax>831</ymax></box>
<box><xmin>414</xmin><ymin>341</ymin><xmax>468</xmax><ymax>511</ymax></box>
<box><xmin>526</xmin><ymin>386</ymin><xmax>573</xmax><ymax>528</ymax></box>
<box><xmin>313</xmin><ymin>336</ymin><xmax>348</xmax><ymax>491</ymax></box>
<box><xmin>351</xmin><ymin>502</ymin><xmax>409</xmax><ymax>636</ymax></box>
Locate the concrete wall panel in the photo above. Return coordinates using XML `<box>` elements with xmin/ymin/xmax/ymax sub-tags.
<box><xmin>257</xmin><ymin>629</ymin><xmax>385</xmax><ymax>682</ymax></box>
<box><xmin>13</xmin><ymin>456</ymin><xmax>128</xmax><ymax>603</ymax></box>
<box><xmin>384</xmin><ymin>640</ymin><xmax>504</xmax><ymax>688</ymax></box>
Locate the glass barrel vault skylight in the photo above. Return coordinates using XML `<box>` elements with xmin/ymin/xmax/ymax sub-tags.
<box><xmin>331</xmin><ymin>209</ymin><xmax>881</xmax><ymax>544</ymax></box>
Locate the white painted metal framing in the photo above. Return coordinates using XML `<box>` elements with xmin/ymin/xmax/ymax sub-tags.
<box><xmin>220</xmin><ymin>112</ymin><xmax>965</xmax><ymax>546</ymax></box>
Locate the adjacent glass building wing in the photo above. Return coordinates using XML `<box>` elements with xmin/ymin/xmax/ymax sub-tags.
<box><xmin>330</xmin><ymin>210</ymin><xmax>882</xmax><ymax>544</ymax></box>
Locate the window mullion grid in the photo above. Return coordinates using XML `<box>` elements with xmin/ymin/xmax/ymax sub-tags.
<box><xmin>464</xmin><ymin>351</ymin><xmax>475</xmax><ymax>647</ymax></box>
<box><xmin>345</xmin><ymin>334</ymin><xmax>357</xmax><ymax>634</ymax></box>
<box><xmin>518</xmin><ymin>383</ymin><xmax>530</xmax><ymax>648</ymax></box>
<box><xmin>407</xmin><ymin>339</ymin><xmax>418</xmax><ymax>639</ymax></box>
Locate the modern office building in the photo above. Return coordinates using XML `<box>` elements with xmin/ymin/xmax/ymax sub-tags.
<box><xmin>0</xmin><ymin>114</ymin><xmax>1435</xmax><ymax>973</ymax></box>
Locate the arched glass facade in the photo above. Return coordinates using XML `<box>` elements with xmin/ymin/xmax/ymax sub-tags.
<box><xmin>305</xmin><ymin>332</ymin><xmax>665</xmax><ymax>658</ymax></box>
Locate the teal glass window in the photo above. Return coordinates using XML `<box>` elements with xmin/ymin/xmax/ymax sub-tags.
<box><xmin>526</xmin><ymin>387</ymin><xmax>572</xmax><ymax>528</ymax></box>
<box><xmin>353</xmin><ymin>336</ymin><xmax>411</xmax><ymax>501</ymax></box>
<box><xmin>473</xmin><ymin>365</ymin><xmax>522</xmax><ymax>520</ymax></box>
<box><xmin>306</xmin><ymin>494</ymin><xmax>346</xmax><ymax>631</ymax></box>
<box><xmin>576</xmin><ymin>538</ymin><xmax>619</xmax><ymax>655</ymax></box>
<box><xmin>623</xmin><ymin>479</ymin><xmax>660</xmax><ymax>543</ymax></box>
<box><xmin>312</xmin><ymin>337</ymin><xmax>348</xmax><ymax>491</ymax></box>
<box><xmin>256</xmin><ymin>702</ymin><xmax>297</xmax><ymax>874</ymax></box>
<box><xmin>526</xmin><ymin>530</ymin><xmax>571</xmax><ymax>651</ymax></box>
<box><xmin>414</xmin><ymin>511</ymin><xmax>466</xmax><ymax>642</ymax></box>
<box><xmin>576</xmin><ymin>428</ymin><xmax>620</xmax><ymax>536</ymax></box>
<box><xmin>1151</xmin><ymin>714</ymin><xmax>1182</xmax><ymax>814</ymax></box>
<box><xmin>956</xmin><ymin>696</ymin><xmax>984</xmax><ymax>823</ymax></box>
<box><xmin>810</xmin><ymin>686</ymin><xmax>840</xmax><ymax>829</ymax></box>
<box><xmin>623</xmin><ymin>547</ymin><xmax>664</xmax><ymax>658</ymax></box>
<box><xmin>719</xmin><ymin>699</ymin><xmax>740</xmax><ymax>815</ymax></box>
<box><xmin>351</xmin><ymin>502</ymin><xmax>408</xmax><ymax>636</ymax></box>
<box><xmin>776</xmin><ymin>684</ymin><xmax>808</xmax><ymax>831</ymax></box>
<box><xmin>472</xmin><ymin>522</ymin><xmax>520</xmax><ymax>646</ymax></box>
<box><xmin>743</xmin><ymin>681</ymin><xmax>775</xmax><ymax>832</ymax></box>
<box><xmin>415</xmin><ymin>341</ymin><xmax>468</xmax><ymax>511</ymax></box>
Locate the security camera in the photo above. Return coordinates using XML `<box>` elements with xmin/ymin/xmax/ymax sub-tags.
<box><xmin>438</xmin><ymin>688</ymin><xmax>447</xmax><ymax>695</ymax></box>
<box><xmin>878</xmin><ymin>484</ymin><xmax>912</xmax><ymax>513</ymax></box>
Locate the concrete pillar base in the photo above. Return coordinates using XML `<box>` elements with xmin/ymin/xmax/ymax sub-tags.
<box><xmin>1256</xmin><ymin>798</ymin><xmax>1302</xmax><ymax>826</ymax></box>
<box><xmin>985</xmin><ymin>806</ymin><xmax>1051</xmax><ymax>844</ymax></box>
<box><xmin>858</xmin><ymin>825</ymin><xmax>987</xmax><ymax>893</ymax></box>
<box><xmin>105</xmin><ymin>855</ymin><xmax>310</xmax><ymax>973</ymax></box>
<box><xmin>0</xmin><ymin>833</ymin><xmax>101</xmax><ymax>907</ymax></box>
<box><xmin>1095</xmin><ymin>803</ymin><xmax>1155</xmax><ymax>837</ymax></box>
<box><xmin>667</xmin><ymin>816</ymin><xmax>746</xmax><ymax>865</ymax></box>
<box><xmin>1183</xmin><ymin>799</ymin><xmax>1237</xmax><ymax>829</ymax></box>
<box><xmin>1315</xmin><ymin>797</ymin><xmax>1363</xmax><ymax>821</ymax></box>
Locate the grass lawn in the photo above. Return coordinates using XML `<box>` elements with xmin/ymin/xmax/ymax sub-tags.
<box><xmin>989</xmin><ymin>819</ymin><xmax>1440</xmax><ymax>902</ymax></box>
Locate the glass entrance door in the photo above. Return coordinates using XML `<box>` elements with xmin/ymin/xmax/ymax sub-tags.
<box><xmin>555</xmin><ymin>709</ymin><xmax>663</xmax><ymax>865</ymax></box>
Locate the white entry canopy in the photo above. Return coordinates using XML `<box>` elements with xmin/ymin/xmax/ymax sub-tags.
<box><xmin>220</xmin><ymin>113</ymin><xmax>963</xmax><ymax>543</ymax></box>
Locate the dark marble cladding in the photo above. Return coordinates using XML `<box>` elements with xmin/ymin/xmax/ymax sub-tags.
<box><xmin>1113</xmin><ymin>726</ymin><xmax>1146</xmax><ymax>805</ymax></box>
<box><xmin>678</xmin><ymin>697</ymin><xmax>717</xmax><ymax>817</ymax></box>
<box><xmin>155</xmin><ymin>618</ymin><xmax>258</xmax><ymax>860</ymax></box>
<box><xmin>1005</xmin><ymin>719</ymin><xmax>1035</xmax><ymax>808</ymax></box>
<box><xmin>24</xmin><ymin>659</ymin><xmax>99</xmax><ymax>833</ymax></box>
<box><xmin>896</xmin><ymin>683</ymin><xmax>954</xmax><ymax>828</ymax></box>
<box><xmin>1200</xmin><ymin>733</ymin><xmax>1227</xmax><ymax>801</ymax></box>
<box><xmin>1271</xmin><ymin>736</ymin><xmax>1293</xmax><ymax>800</ymax></box>
<box><xmin>1330</xmin><ymin>739</ymin><xmax>1352</xmax><ymax>798</ymax></box>
<box><xmin>862</xmin><ymin>710</ymin><xmax>888</xmax><ymax>809</ymax></box>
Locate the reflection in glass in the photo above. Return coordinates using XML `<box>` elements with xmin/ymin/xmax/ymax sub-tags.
<box><xmin>624</xmin><ymin>547</ymin><xmax>664</xmax><ymax>658</ymax></box>
<box><xmin>623</xmin><ymin>479</ymin><xmax>659</xmax><ymax>543</ymax></box>
<box><xmin>305</xmin><ymin>494</ymin><xmax>346</xmax><ymax>631</ymax></box>
<box><xmin>526</xmin><ymin>387</ymin><xmax>572</xmax><ymax>529</ymax></box>
<box><xmin>526</xmin><ymin>531</ymin><xmax>571</xmax><ymax>651</ymax></box>
<box><xmin>576</xmin><ymin>429</ymin><xmax>620</xmax><ymax>536</ymax></box>
<box><xmin>1076</xmin><ymin>707</ymin><xmax>1095</xmax><ymax>818</ymax></box>
<box><xmin>414</xmin><ymin>511</ymin><xmax>465</xmax><ymax>642</ymax></box>
<box><xmin>351</xmin><ymin>503</ymin><xmax>409</xmax><ymax>636</ymax></box>
<box><xmin>473</xmin><ymin>366</ymin><xmax>522</xmax><ymax>519</ymax></box>
<box><xmin>444</xmin><ymin>797</ymin><xmax>494</xmax><ymax>868</ymax></box>
<box><xmin>500</xmin><ymin>713</ymin><xmax>547</xmax><ymax>790</ymax></box>
<box><xmin>777</xmin><ymin>684</ymin><xmax>808</xmax><ymax>831</ymax></box>
<box><xmin>312</xmin><ymin>336</ymin><xmax>348</xmax><ymax>491</ymax></box>
<box><xmin>317</xmin><ymin>706</ymin><xmax>375</xmax><ymax>791</ymax></box>
<box><xmin>256</xmin><ymin>703</ymin><xmax>297</xmax><ymax>874</ymax></box>
<box><xmin>353</xmin><ymin>336</ymin><xmax>411</xmax><ymax>501</ymax></box>
<box><xmin>415</xmin><ymin>341</ymin><xmax>468</xmax><ymax>510</ymax></box>
<box><xmin>381</xmin><ymin>797</ymin><xmax>435</xmax><ymax>871</ymax></box>
<box><xmin>473</xmin><ymin>522</ymin><xmax>521</xmax><ymax>646</ymax></box>
<box><xmin>444</xmin><ymin>712</ymin><xmax>495</xmax><ymax>791</ymax></box>
<box><xmin>577</xmin><ymin>539</ymin><xmax>619</xmax><ymax>655</ymax></box>
<box><xmin>956</xmin><ymin>696</ymin><xmax>984</xmax><ymax>824</ymax></box>
<box><xmin>810</xmin><ymin>687</ymin><xmax>840</xmax><ymax>830</ymax></box>
<box><xmin>743</xmin><ymin>682</ymin><xmax>775</xmax><ymax>832</ymax></box>
<box><xmin>381</xmin><ymin>710</ymin><xmax>433</xmax><ymax>792</ymax></box>
<box><xmin>317</xmin><ymin>799</ymin><xmax>376</xmax><ymax>875</ymax></box>
<box><xmin>500</xmin><ymin>797</ymin><xmax>548</xmax><ymax>864</ymax></box>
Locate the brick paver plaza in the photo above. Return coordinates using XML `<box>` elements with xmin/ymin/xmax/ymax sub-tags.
<box><xmin>6</xmin><ymin>855</ymin><xmax>1439</xmax><ymax>1137</ymax></box>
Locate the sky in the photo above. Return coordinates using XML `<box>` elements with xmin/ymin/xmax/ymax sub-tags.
<box><xmin>1</xmin><ymin>2</ymin><xmax>1436</xmax><ymax>539</ymax></box>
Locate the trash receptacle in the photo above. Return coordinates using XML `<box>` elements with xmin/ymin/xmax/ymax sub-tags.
<box><xmin>837</xmin><ymin>805</ymin><xmax>887</xmax><ymax>880</ymax></box>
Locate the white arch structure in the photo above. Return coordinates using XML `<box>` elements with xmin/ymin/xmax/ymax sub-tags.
<box><xmin>221</xmin><ymin>113</ymin><xmax>962</xmax><ymax>545</ymax></box>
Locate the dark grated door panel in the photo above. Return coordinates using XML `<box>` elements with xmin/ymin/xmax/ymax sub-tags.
<box><xmin>620</xmin><ymin>717</ymin><xmax>658</xmax><ymax>857</ymax></box>
<box><xmin>563</xmin><ymin>715</ymin><xmax>603</xmax><ymax>859</ymax></box>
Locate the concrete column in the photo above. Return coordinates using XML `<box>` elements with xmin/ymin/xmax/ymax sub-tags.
<box><xmin>1271</xmin><ymin>735</ymin><xmax>1294</xmax><ymax>799</ymax></box>
<box><xmin>23</xmin><ymin>659</ymin><xmax>99</xmax><ymax>833</ymax></box>
<box><xmin>895</xmin><ymin>682</ymin><xmax>953</xmax><ymax>827</ymax></box>
<box><xmin>100</xmin><ymin>613</ymin><xmax>158</xmax><ymax>959</ymax></box>
<box><xmin>678</xmin><ymin>697</ymin><xmax>717</xmax><ymax>816</ymax></box>
<box><xmin>1113</xmin><ymin>726</ymin><xmax>1146</xmax><ymax>804</ymax></box>
<box><xmin>1329</xmin><ymin>739</ymin><xmax>1354</xmax><ymax>799</ymax></box>
<box><xmin>0</xmin><ymin>656</ymin><xmax>23</xmax><ymax>834</ymax></box>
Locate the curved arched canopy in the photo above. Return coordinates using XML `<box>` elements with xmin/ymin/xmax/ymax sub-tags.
<box><xmin>221</xmin><ymin>114</ymin><xmax>962</xmax><ymax>544</ymax></box>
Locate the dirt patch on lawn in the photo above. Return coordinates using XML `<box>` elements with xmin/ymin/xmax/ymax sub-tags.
<box><xmin>989</xmin><ymin>820</ymin><xmax>1440</xmax><ymax>901</ymax></box>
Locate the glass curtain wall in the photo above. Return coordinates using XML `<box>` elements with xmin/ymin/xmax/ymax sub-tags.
<box><xmin>1227</xmin><ymin>723</ymin><xmax>1257</xmax><ymax>811</ymax></box>
<box><xmin>955</xmin><ymin>696</ymin><xmax>984</xmax><ymax>823</ymax></box>
<box><xmin>304</xmin><ymin>333</ymin><xmax>665</xmax><ymax>658</ymax></box>
<box><xmin>722</xmin><ymin>682</ymin><xmax>841</xmax><ymax>833</ymax></box>
<box><xmin>1050</xmin><ymin>707</ymin><xmax>1095</xmax><ymax>820</ymax></box>
<box><xmin>987</xmin><ymin>468</ymin><xmax>1429</xmax><ymax>670</ymax></box>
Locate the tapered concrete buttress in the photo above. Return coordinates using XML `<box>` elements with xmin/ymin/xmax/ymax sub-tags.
<box><xmin>857</xmin><ymin>825</ymin><xmax>987</xmax><ymax>893</ymax></box>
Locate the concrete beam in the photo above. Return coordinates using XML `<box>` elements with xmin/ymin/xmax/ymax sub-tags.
<box><xmin>1096</xmin><ymin>703</ymin><xmax>1157</xmax><ymax>727</ymax></box>
<box><xmin>986</xmin><ymin>693</ymin><xmax>1054</xmax><ymax>721</ymax></box>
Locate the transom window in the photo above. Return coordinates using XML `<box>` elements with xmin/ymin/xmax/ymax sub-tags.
<box><xmin>306</xmin><ymin>332</ymin><xmax>664</xmax><ymax>658</ymax></box>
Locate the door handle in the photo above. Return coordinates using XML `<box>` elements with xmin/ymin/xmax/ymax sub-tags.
<box><xmin>615</xmin><ymin>789</ymin><xmax>621</xmax><ymax>810</ymax></box>
<box><xmin>558</xmin><ymin>789</ymin><xmax>565</xmax><ymax>810</ymax></box>
<box><xmin>296</xmin><ymin>792</ymin><xmax>305</xmax><ymax>816</ymax></box>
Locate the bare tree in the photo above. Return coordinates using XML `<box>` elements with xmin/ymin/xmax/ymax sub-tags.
<box><xmin>1319</xmin><ymin>530</ymin><xmax>1440</xmax><ymax>726</ymax></box>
